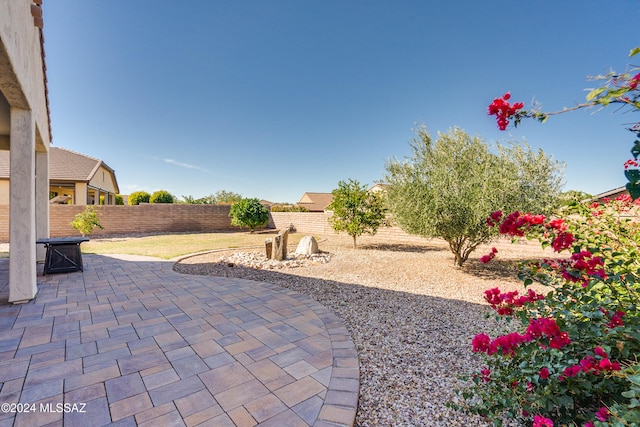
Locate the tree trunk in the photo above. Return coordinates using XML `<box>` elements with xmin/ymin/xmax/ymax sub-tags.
<box><xmin>454</xmin><ymin>252</ymin><xmax>464</xmax><ymax>267</ymax></box>
<box><xmin>352</xmin><ymin>235</ymin><xmax>357</xmax><ymax>249</ymax></box>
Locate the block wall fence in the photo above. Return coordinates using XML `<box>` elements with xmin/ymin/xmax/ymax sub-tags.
<box><xmin>269</xmin><ymin>212</ymin><xmax>430</xmax><ymax>244</ymax></box>
<box><xmin>0</xmin><ymin>204</ymin><xmax>236</xmax><ymax>241</ymax></box>
<box><xmin>0</xmin><ymin>205</ymin><xmax>429</xmax><ymax>243</ymax></box>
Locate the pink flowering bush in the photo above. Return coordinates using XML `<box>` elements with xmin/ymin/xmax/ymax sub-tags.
<box><xmin>487</xmin><ymin>47</ymin><xmax>640</xmax><ymax>199</ymax></box>
<box><xmin>456</xmin><ymin>196</ymin><xmax>640</xmax><ymax>426</ymax></box>
<box><xmin>455</xmin><ymin>47</ymin><xmax>640</xmax><ymax>426</ymax></box>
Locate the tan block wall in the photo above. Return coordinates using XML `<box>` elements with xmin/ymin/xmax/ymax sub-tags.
<box><xmin>0</xmin><ymin>204</ymin><xmax>236</xmax><ymax>241</ymax></box>
<box><xmin>270</xmin><ymin>212</ymin><xmax>432</xmax><ymax>244</ymax></box>
<box><xmin>0</xmin><ymin>205</ymin><xmax>431</xmax><ymax>243</ymax></box>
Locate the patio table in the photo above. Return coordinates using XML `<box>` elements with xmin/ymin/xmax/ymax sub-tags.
<box><xmin>36</xmin><ymin>237</ymin><xmax>89</xmax><ymax>274</ymax></box>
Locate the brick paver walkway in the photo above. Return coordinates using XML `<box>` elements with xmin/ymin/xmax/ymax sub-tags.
<box><xmin>0</xmin><ymin>254</ymin><xmax>358</xmax><ymax>426</ymax></box>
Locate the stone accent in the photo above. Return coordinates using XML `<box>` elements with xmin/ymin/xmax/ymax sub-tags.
<box><xmin>265</xmin><ymin>238</ymin><xmax>273</xmax><ymax>259</ymax></box>
<box><xmin>295</xmin><ymin>236</ymin><xmax>319</xmax><ymax>255</ymax></box>
<box><xmin>271</xmin><ymin>228</ymin><xmax>289</xmax><ymax>261</ymax></box>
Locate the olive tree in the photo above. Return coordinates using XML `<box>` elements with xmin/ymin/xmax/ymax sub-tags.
<box><xmin>384</xmin><ymin>126</ymin><xmax>564</xmax><ymax>266</ymax></box>
<box><xmin>327</xmin><ymin>179</ymin><xmax>389</xmax><ymax>248</ymax></box>
<box><xmin>229</xmin><ymin>198</ymin><xmax>269</xmax><ymax>232</ymax></box>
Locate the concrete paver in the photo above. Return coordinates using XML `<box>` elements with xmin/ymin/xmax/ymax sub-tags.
<box><xmin>0</xmin><ymin>253</ymin><xmax>358</xmax><ymax>426</ymax></box>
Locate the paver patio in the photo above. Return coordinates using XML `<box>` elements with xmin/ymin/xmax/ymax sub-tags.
<box><xmin>0</xmin><ymin>253</ymin><xmax>359</xmax><ymax>426</ymax></box>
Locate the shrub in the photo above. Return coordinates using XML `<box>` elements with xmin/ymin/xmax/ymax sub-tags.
<box><xmin>70</xmin><ymin>206</ymin><xmax>104</xmax><ymax>237</ymax></box>
<box><xmin>128</xmin><ymin>191</ymin><xmax>150</xmax><ymax>205</ymax></box>
<box><xmin>149</xmin><ymin>190</ymin><xmax>175</xmax><ymax>204</ymax></box>
<box><xmin>229</xmin><ymin>198</ymin><xmax>269</xmax><ymax>232</ymax></box>
<box><xmin>456</xmin><ymin>197</ymin><xmax>640</xmax><ymax>426</ymax></box>
<box><xmin>270</xmin><ymin>204</ymin><xmax>309</xmax><ymax>212</ymax></box>
<box><xmin>115</xmin><ymin>195</ymin><xmax>124</xmax><ymax>205</ymax></box>
<box><xmin>327</xmin><ymin>179</ymin><xmax>389</xmax><ymax>248</ymax></box>
<box><xmin>211</xmin><ymin>190</ymin><xmax>243</xmax><ymax>204</ymax></box>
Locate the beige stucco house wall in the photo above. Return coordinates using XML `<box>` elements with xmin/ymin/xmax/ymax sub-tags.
<box><xmin>0</xmin><ymin>0</ymin><xmax>52</xmax><ymax>302</ymax></box>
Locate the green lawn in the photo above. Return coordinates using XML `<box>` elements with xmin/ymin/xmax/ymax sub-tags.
<box><xmin>81</xmin><ymin>231</ymin><xmax>304</xmax><ymax>259</ymax></box>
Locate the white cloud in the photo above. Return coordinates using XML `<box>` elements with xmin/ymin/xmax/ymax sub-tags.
<box><xmin>163</xmin><ymin>158</ymin><xmax>211</xmax><ymax>173</ymax></box>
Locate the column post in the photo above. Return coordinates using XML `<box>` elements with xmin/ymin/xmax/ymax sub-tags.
<box><xmin>35</xmin><ymin>149</ymin><xmax>49</xmax><ymax>261</ymax></box>
<box><xmin>9</xmin><ymin>107</ymin><xmax>37</xmax><ymax>303</ymax></box>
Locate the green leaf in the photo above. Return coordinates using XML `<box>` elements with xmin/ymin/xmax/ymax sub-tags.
<box><xmin>630</xmin><ymin>47</ymin><xmax>640</xmax><ymax>57</ymax></box>
<box><xmin>628</xmin><ymin>374</ymin><xmax>640</xmax><ymax>386</ymax></box>
<box><xmin>556</xmin><ymin>395</ymin><xmax>574</xmax><ymax>409</ymax></box>
<box><xmin>586</xmin><ymin>87</ymin><xmax>606</xmax><ymax>101</ymax></box>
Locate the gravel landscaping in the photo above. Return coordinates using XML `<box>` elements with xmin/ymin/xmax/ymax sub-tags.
<box><xmin>174</xmin><ymin>234</ymin><xmax>552</xmax><ymax>426</ymax></box>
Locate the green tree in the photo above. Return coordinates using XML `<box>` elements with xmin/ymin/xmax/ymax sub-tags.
<box><xmin>128</xmin><ymin>191</ymin><xmax>151</xmax><ymax>205</ymax></box>
<box><xmin>70</xmin><ymin>206</ymin><xmax>104</xmax><ymax>237</ymax></box>
<box><xmin>327</xmin><ymin>179</ymin><xmax>389</xmax><ymax>248</ymax></box>
<box><xmin>181</xmin><ymin>195</ymin><xmax>198</xmax><ymax>204</ymax></box>
<box><xmin>150</xmin><ymin>190</ymin><xmax>175</xmax><ymax>204</ymax></box>
<box><xmin>115</xmin><ymin>195</ymin><xmax>124</xmax><ymax>205</ymax></box>
<box><xmin>384</xmin><ymin>126</ymin><xmax>564</xmax><ymax>266</ymax></box>
<box><xmin>557</xmin><ymin>189</ymin><xmax>593</xmax><ymax>207</ymax></box>
<box><xmin>229</xmin><ymin>198</ymin><xmax>269</xmax><ymax>232</ymax></box>
<box><xmin>212</xmin><ymin>190</ymin><xmax>242</xmax><ymax>204</ymax></box>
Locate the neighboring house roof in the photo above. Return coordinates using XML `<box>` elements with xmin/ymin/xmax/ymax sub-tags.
<box><xmin>0</xmin><ymin>147</ymin><xmax>119</xmax><ymax>193</ymax></box>
<box><xmin>296</xmin><ymin>192</ymin><xmax>334</xmax><ymax>212</ymax></box>
<box><xmin>594</xmin><ymin>186</ymin><xmax>627</xmax><ymax>201</ymax></box>
<box><xmin>368</xmin><ymin>183</ymin><xmax>387</xmax><ymax>193</ymax></box>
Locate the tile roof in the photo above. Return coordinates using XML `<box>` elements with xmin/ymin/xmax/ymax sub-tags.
<box><xmin>0</xmin><ymin>147</ymin><xmax>117</xmax><ymax>184</ymax></box>
<box><xmin>295</xmin><ymin>192</ymin><xmax>334</xmax><ymax>211</ymax></box>
<box><xmin>33</xmin><ymin>0</ymin><xmax>52</xmax><ymax>142</ymax></box>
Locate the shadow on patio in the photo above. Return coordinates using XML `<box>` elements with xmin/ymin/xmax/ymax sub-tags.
<box><xmin>0</xmin><ymin>254</ymin><xmax>358</xmax><ymax>427</ymax></box>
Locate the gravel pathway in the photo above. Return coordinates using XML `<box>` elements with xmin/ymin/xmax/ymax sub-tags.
<box><xmin>174</xmin><ymin>235</ymin><xmax>550</xmax><ymax>426</ymax></box>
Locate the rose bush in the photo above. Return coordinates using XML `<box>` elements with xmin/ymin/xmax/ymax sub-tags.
<box><xmin>457</xmin><ymin>196</ymin><xmax>640</xmax><ymax>426</ymax></box>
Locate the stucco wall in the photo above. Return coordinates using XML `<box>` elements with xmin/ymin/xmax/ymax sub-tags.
<box><xmin>89</xmin><ymin>165</ymin><xmax>118</xmax><ymax>194</ymax></box>
<box><xmin>0</xmin><ymin>0</ymin><xmax>50</xmax><ymax>148</ymax></box>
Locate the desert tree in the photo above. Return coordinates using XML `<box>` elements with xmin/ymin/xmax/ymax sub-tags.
<box><xmin>384</xmin><ymin>126</ymin><xmax>564</xmax><ymax>266</ymax></box>
<box><xmin>149</xmin><ymin>190</ymin><xmax>175</xmax><ymax>203</ymax></box>
<box><xmin>327</xmin><ymin>179</ymin><xmax>389</xmax><ymax>248</ymax></box>
<box><xmin>128</xmin><ymin>191</ymin><xmax>151</xmax><ymax>205</ymax></box>
<box><xmin>229</xmin><ymin>198</ymin><xmax>269</xmax><ymax>232</ymax></box>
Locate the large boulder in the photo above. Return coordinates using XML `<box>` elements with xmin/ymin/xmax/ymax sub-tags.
<box><xmin>295</xmin><ymin>236</ymin><xmax>319</xmax><ymax>255</ymax></box>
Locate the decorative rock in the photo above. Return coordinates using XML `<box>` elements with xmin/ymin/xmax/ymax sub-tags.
<box><xmin>295</xmin><ymin>236</ymin><xmax>319</xmax><ymax>255</ymax></box>
<box><xmin>212</xmin><ymin>251</ymin><xmax>332</xmax><ymax>270</ymax></box>
<box><xmin>272</xmin><ymin>228</ymin><xmax>289</xmax><ymax>261</ymax></box>
<box><xmin>265</xmin><ymin>238</ymin><xmax>273</xmax><ymax>259</ymax></box>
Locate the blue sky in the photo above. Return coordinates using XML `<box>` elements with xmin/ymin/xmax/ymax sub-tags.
<box><xmin>43</xmin><ymin>1</ymin><xmax>639</xmax><ymax>203</ymax></box>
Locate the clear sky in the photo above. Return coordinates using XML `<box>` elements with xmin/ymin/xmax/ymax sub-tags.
<box><xmin>43</xmin><ymin>1</ymin><xmax>639</xmax><ymax>203</ymax></box>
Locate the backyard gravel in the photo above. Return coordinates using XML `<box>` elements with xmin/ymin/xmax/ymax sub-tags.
<box><xmin>174</xmin><ymin>234</ymin><xmax>552</xmax><ymax>426</ymax></box>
